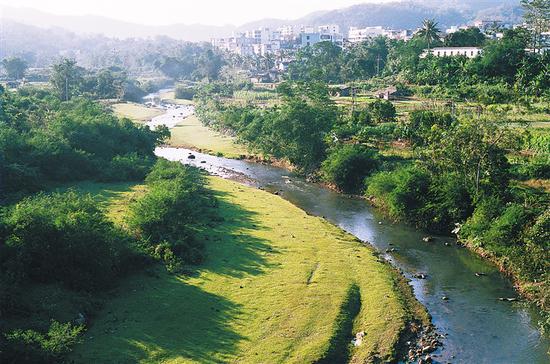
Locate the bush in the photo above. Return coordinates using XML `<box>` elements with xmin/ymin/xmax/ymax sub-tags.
<box><xmin>102</xmin><ymin>153</ymin><xmax>155</xmax><ymax>181</ymax></box>
<box><xmin>128</xmin><ymin>160</ymin><xmax>214</xmax><ymax>271</ymax></box>
<box><xmin>175</xmin><ymin>85</ymin><xmax>196</xmax><ymax>100</ymax></box>
<box><xmin>357</xmin><ymin>123</ymin><xmax>398</xmax><ymax>143</ymax></box>
<box><xmin>366</xmin><ymin>167</ymin><xmax>472</xmax><ymax>232</ymax></box>
<box><xmin>0</xmin><ymin>90</ymin><xmax>166</xmax><ymax>196</ymax></box>
<box><xmin>2</xmin><ymin>321</ymin><xmax>83</xmax><ymax>363</ymax></box>
<box><xmin>369</xmin><ymin>99</ymin><xmax>396</xmax><ymax>123</ymax></box>
<box><xmin>321</xmin><ymin>145</ymin><xmax>380</xmax><ymax>193</ymax></box>
<box><xmin>1</xmin><ymin>191</ymin><xmax>133</xmax><ymax>291</ymax></box>
<box><xmin>483</xmin><ymin>204</ymin><xmax>531</xmax><ymax>249</ymax></box>
<box><xmin>404</xmin><ymin>110</ymin><xmax>455</xmax><ymax>146</ymax></box>
<box><xmin>422</xmin><ymin>173</ymin><xmax>473</xmax><ymax>233</ymax></box>
<box><xmin>366</xmin><ymin>166</ymin><xmax>430</xmax><ymax>223</ymax></box>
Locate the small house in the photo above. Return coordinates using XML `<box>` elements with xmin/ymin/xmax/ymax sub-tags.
<box><xmin>329</xmin><ymin>85</ymin><xmax>351</xmax><ymax>97</ymax></box>
<box><xmin>375</xmin><ymin>86</ymin><xmax>398</xmax><ymax>100</ymax></box>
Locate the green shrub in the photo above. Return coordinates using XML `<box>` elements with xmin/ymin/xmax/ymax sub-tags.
<box><xmin>515</xmin><ymin>155</ymin><xmax>550</xmax><ymax>179</ymax></box>
<box><xmin>524</xmin><ymin>130</ymin><xmax>550</xmax><ymax>155</ymax></box>
<box><xmin>175</xmin><ymin>85</ymin><xmax>196</xmax><ymax>100</ymax></box>
<box><xmin>460</xmin><ymin>197</ymin><xmax>504</xmax><ymax>245</ymax></box>
<box><xmin>369</xmin><ymin>99</ymin><xmax>396</xmax><ymax>123</ymax></box>
<box><xmin>366</xmin><ymin>167</ymin><xmax>473</xmax><ymax>232</ymax></box>
<box><xmin>102</xmin><ymin>153</ymin><xmax>155</xmax><ymax>181</ymax></box>
<box><xmin>128</xmin><ymin>160</ymin><xmax>213</xmax><ymax>270</ymax></box>
<box><xmin>321</xmin><ymin>145</ymin><xmax>380</xmax><ymax>193</ymax></box>
<box><xmin>422</xmin><ymin>173</ymin><xmax>473</xmax><ymax>233</ymax></box>
<box><xmin>1</xmin><ymin>191</ymin><xmax>133</xmax><ymax>291</ymax></box>
<box><xmin>404</xmin><ymin>111</ymin><xmax>455</xmax><ymax>146</ymax></box>
<box><xmin>2</xmin><ymin>321</ymin><xmax>83</xmax><ymax>363</ymax></box>
<box><xmin>366</xmin><ymin>166</ymin><xmax>430</xmax><ymax>223</ymax></box>
<box><xmin>357</xmin><ymin>123</ymin><xmax>397</xmax><ymax>143</ymax></box>
<box><xmin>483</xmin><ymin>204</ymin><xmax>531</xmax><ymax>249</ymax></box>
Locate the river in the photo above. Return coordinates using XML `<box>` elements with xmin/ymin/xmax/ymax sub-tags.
<box><xmin>146</xmin><ymin>92</ymin><xmax>550</xmax><ymax>363</ymax></box>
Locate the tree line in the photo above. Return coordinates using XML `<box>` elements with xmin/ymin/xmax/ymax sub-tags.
<box><xmin>0</xmin><ymin>86</ymin><xmax>216</xmax><ymax>362</ymax></box>
<box><xmin>195</xmin><ymin>79</ymin><xmax>549</xmax><ymax>331</ymax></box>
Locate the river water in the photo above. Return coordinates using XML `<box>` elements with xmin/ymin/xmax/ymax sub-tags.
<box><xmin>147</xmin><ymin>94</ymin><xmax>550</xmax><ymax>363</ymax></box>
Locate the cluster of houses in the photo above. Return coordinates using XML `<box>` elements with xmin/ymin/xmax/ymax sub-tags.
<box><xmin>211</xmin><ymin>20</ymin><xmax>520</xmax><ymax>58</ymax></box>
<box><xmin>211</xmin><ymin>20</ymin><xmax>549</xmax><ymax>83</ymax></box>
<box><xmin>212</xmin><ymin>24</ymin><xmax>417</xmax><ymax>57</ymax></box>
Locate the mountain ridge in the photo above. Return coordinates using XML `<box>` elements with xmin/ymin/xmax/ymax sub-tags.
<box><xmin>1</xmin><ymin>1</ymin><xmax>522</xmax><ymax>41</ymax></box>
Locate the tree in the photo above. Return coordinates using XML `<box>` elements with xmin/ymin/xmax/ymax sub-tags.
<box><xmin>321</xmin><ymin>145</ymin><xmax>380</xmax><ymax>193</ymax></box>
<box><xmin>421</xmin><ymin>118</ymin><xmax>515</xmax><ymax>197</ymax></box>
<box><xmin>416</xmin><ymin>19</ymin><xmax>441</xmax><ymax>52</ymax></box>
<box><xmin>521</xmin><ymin>0</ymin><xmax>550</xmax><ymax>51</ymax></box>
<box><xmin>369</xmin><ymin>99</ymin><xmax>396</xmax><ymax>123</ymax></box>
<box><xmin>50</xmin><ymin>59</ymin><xmax>84</xmax><ymax>101</ymax></box>
<box><xmin>1</xmin><ymin>57</ymin><xmax>28</xmax><ymax>79</ymax></box>
<box><xmin>444</xmin><ymin>28</ymin><xmax>487</xmax><ymax>47</ymax></box>
<box><xmin>478</xmin><ymin>28</ymin><xmax>530</xmax><ymax>82</ymax></box>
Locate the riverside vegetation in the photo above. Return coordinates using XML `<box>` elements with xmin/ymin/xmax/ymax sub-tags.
<box><xmin>0</xmin><ymin>85</ymin><xmax>428</xmax><ymax>362</ymax></box>
<box><xmin>192</xmin><ymin>46</ymin><xmax>549</xmax><ymax>331</ymax></box>
<box><xmin>180</xmin><ymin>8</ymin><xmax>549</xmax><ymax>332</ymax></box>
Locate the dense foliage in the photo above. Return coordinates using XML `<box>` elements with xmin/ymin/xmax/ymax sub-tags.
<box><xmin>197</xmin><ymin>82</ymin><xmax>338</xmax><ymax>172</ymax></box>
<box><xmin>285</xmin><ymin>28</ymin><xmax>549</xmax><ymax>103</ymax></box>
<box><xmin>128</xmin><ymin>160</ymin><xmax>215</xmax><ymax>272</ymax></box>
<box><xmin>321</xmin><ymin>145</ymin><xmax>380</xmax><ymax>193</ymax></box>
<box><xmin>0</xmin><ymin>84</ymin><xmax>217</xmax><ymax>362</ymax></box>
<box><xmin>0</xmin><ymin>87</ymin><xmax>167</xmax><ymax>199</ymax></box>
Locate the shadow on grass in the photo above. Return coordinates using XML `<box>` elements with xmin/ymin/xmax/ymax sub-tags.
<box><xmin>195</xmin><ymin>188</ymin><xmax>280</xmax><ymax>278</ymax></box>
<box><xmin>76</xmin><ymin>185</ymin><xmax>279</xmax><ymax>362</ymax></box>
<box><xmin>122</xmin><ymin>275</ymin><xmax>244</xmax><ymax>363</ymax></box>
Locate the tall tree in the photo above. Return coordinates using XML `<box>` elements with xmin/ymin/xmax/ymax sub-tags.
<box><xmin>444</xmin><ymin>28</ymin><xmax>487</xmax><ymax>47</ymax></box>
<box><xmin>50</xmin><ymin>58</ymin><xmax>84</xmax><ymax>101</ymax></box>
<box><xmin>1</xmin><ymin>57</ymin><xmax>28</xmax><ymax>80</ymax></box>
<box><xmin>417</xmin><ymin>19</ymin><xmax>441</xmax><ymax>52</ymax></box>
<box><xmin>521</xmin><ymin>0</ymin><xmax>550</xmax><ymax>52</ymax></box>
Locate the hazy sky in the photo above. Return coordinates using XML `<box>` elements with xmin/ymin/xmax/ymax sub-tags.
<box><xmin>0</xmin><ymin>0</ymin><xmax>397</xmax><ymax>26</ymax></box>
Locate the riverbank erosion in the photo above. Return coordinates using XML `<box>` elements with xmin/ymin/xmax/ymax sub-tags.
<box><xmin>71</xmin><ymin>176</ymin><xmax>429</xmax><ymax>363</ymax></box>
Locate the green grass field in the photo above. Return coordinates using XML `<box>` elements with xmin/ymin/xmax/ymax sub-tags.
<box><xmin>112</xmin><ymin>103</ymin><xmax>165</xmax><ymax>123</ymax></box>
<box><xmin>159</xmin><ymin>90</ymin><xmax>195</xmax><ymax>105</ymax></box>
<box><xmin>169</xmin><ymin>115</ymin><xmax>250</xmax><ymax>158</ymax></box>
<box><xmin>70</xmin><ymin>177</ymin><xmax>427</xmax><ymax>363</ymax></box>
<box><xmin>112</xmin><ymin>97</ymin><xmax>250</xmax><ymax>158</ymax></box>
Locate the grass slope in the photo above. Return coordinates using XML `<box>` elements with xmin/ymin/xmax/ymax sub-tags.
<box><xmin>169</xmin><ymin>114</ymin><xmax>250</xmax><ymax>159</ymax></box>
<box><xmin>112</xmin><ymin>98</ymin><xmax>250</xmax><ymax>158</ymax></box>
<box><xmin>159</xmin><ymin>90</ymin><xmax>194</xmax><ymax>105</ymax></box>
<box><xmin>112</xmin><ymin>103</ymin><xmax>164</xmax><ymax>124</ymax></box>
<box><xmin>71</xmin><ymin>176</ymin><xmax>426</xmax><ymax>363</ymax></box>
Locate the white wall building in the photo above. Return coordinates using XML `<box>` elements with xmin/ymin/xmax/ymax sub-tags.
<box><xmin>348</xmin><ymin>26</ymin><xmax>387</xmax><ymax>43</ymax></box>
<box><xmin>421</xmin><ymin>47</ymin><xmax>483</xmax><ymax>58</ymax></box>
<box><xmin>318</xmin><ymin>24</ymin><xmax>340</xmax><ymax>35</ymax></box>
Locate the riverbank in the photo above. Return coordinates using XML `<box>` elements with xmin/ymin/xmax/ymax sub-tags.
<box><xmin>461</xmin><ymin>239</ymin><xmax>549</xmax><ymax>330</ymax></box>
<box><xmin>71</xmin><ymin>176</ymin><xmax>429</xmax><ymax>363</ymax></box>
<box><xmin>112</xmin><ymin>100</ymin><xmax>251</xmax><ymax>159</ymax></box>
<box><xmin>112</xmin><ymin>102</ymin><xmax>165</xmax><ymax>123</ymax></box>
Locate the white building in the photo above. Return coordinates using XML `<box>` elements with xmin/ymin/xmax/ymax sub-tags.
<box><xmin>348</xmin><ymin>26</ymin><xmax>387</xmax><ymax>43</ymax></box>
<box><xmin>211</xmin><ymin>35</ymin><xmax>255</xmax><ymax>56</ymax></box>
<box><xmin>421</xmin><ymin>47</ymin><xmax>483</xmax><ymax>58</ymax></box>
<box><xmin>279</xmin><ymin>25</ymin><xmax>295</xmax><ymax>40</ymax></box>
<box><xmin>301</xmin><ymin>32</ymin><xmax>343</xmax><ymax>47</ymax></box>
<box><xmin>318</xmin><ymin>24</ymin><xmax>340</xmax><ymax>35</ymax></box>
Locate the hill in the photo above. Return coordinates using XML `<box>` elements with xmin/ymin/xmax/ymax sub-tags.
<box><xmin>1</xmin><ymin>1</ymin><xmax>523</xmax><ymax>41</ymax></box>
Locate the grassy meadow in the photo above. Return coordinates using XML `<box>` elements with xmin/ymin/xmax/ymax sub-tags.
<box><xmin>112</xmin><ymin>97</ymin><xmax>250</xmax><ymax>158</ymax></box>
<box><xmin>169</xmin><ymin>114</ymin><xmax>250</xmax><ymax>158</ymax></box>
<box><xmin>70</xmin><ymin>176</ymin><xmax>427</xmax><ymax>363</ymax></box>
<box><xmin>112</xmin><ymin>102</ymin><xmax>165</xmax><ymax>123</ymax></box>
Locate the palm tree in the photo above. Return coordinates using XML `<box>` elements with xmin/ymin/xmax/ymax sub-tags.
<box><xmin>417</xmin><ymin>19</ymin><xmax>441</xmax><ymax>52</ymax></box>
